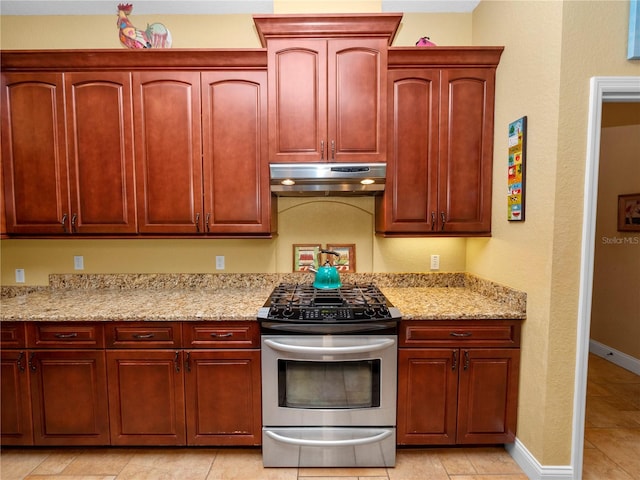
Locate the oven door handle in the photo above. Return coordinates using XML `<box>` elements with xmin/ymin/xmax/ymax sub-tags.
<box><xmin>264</xmin><ymin>429</ymin><xmax>392</xmax><ymax>447</ymax></box>
<box><xmin>263</xmin><ymin>338</ymin><xmax>395</xmax><ymax>355</ymax></box>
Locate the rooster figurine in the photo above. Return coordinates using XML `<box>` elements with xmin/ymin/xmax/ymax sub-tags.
<box><xmin>117</xmin><ymin>3</ymin><xmax>172</xmax><ymax>49</ymax></box>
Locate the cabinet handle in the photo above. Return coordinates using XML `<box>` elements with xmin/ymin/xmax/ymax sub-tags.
<box><xmin>17</xmin><ymin>351</ymin><xmax>25</xmax><ymax>373</ymax></box>
<box><xmin>331</xmin><ymin>140</ymin><xmax>335</xmax><ymax>161</ymax></box>
<box><xmin>440</xmin><ymin>212</ymin><xmax>446</xmax><ymax>231</ymax></box>
<box><xmin>55</xmin><ymin>332</ymin><xmax>78</xmax><ymax>339</ymax></box>
<box><xmin>132</xmin><ymin>333</ymin><xmax>155</xmax><ymax>339</ymax></box>
<box><xmin>210</xmin><ymin>332</ymin><xmax>233</xmax><ymax>338</ymax></box>
<box><xmin>28</xmin><ymin>352</ymin><xmax>37</xmax><ymax>372</ymax></box>
<box><xmin>320</xmin><ymin>140</ymin><xmax>325</xmax><ymax>161</ymax></box>
<box><xmin>195</xmin><ymin>213</ymin><xmax>200</xmax><ymax>232</ymax></box>
<box><xmin>463</xmin><ymin>350</ymin><xmax>470</xmax><ymax>370</ymax></box>
<box><xmin>174</xmin><ymin>351</ymin><xmax>181</xmax><ymax>373</ymax></box>
<box><xmin>61</xmin><ymin>214</ymin><xmax>68</xmax><ymax>233</ymax></box>
<box><xmin>452</xmin><ymin>350</ymin><xmax>457</xmax><ymax>371</ymax></box>
<box><xmin>71</xmin><ymin>213</ymin><xmax>77</xmax><ymax>233</ymax></box>
<box><xmin>450</xmin><ymin>332</ymin><xmax>472</xmax><ymax>337</ymax></box>
<box><xmin>430</xmin><ymin>212</ymin><xmax>436</xmax><ymax>231</ymax></box>
<box><xmin>185</xmin><ymin>351</ymin><xmax>191</xmax><ymax>373</ymax></box>
<box><xmin>205</xmin><ymin>213</ymin><xmax>211</xmax><ymax>233</ymax></box>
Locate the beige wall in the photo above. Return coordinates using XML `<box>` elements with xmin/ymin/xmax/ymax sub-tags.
<box><xmin>471</xmin><ymin>0</ymin><xmax>640</xmax><ymax>466</ymax></box>
<box><xmin>590</xmin><ymin>104</ymin><xmax>640</xmax><ymax>359</ymax></box>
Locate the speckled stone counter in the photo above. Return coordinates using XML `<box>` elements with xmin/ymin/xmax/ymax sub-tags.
<box><xmin>0</xmin><ymin>273</ymin><xmax>526</xmax><ymax>322</ymax></box>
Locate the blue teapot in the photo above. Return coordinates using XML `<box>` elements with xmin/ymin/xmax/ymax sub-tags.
<box><xmin>310</xmin><ymin>249</ymin><xmax>342</xmax><ymax>289</ymax></box>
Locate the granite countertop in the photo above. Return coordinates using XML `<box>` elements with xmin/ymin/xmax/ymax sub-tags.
<box><xmin>0</xmin><ymin>273</ymin><xmax>527</xmax><ymax>322</ymax></box>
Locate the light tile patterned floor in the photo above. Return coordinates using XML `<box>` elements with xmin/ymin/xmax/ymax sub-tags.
<box><xmin>583</xmin><ymin>353</ymin><xmax>640</xmax><ymax>480</ymax></box>
<box><xmin>4</xmin><ymin>354</ymin><xmax>636</xmax><ymax>480</ymax></box>
<box><xmin>1</xmin><ymin>446</ymin><xmax>528</xmax><ymax>480</ymax></box>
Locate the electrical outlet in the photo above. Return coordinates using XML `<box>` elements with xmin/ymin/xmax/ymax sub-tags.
<box><xmin>74</xmin><ymin>255</ymin><xmax>84</xmax><ymax>270</ymax></box>
<box><xmin>15</xmin><ymin>269</ymin><xmax>25</xmax><ymax>283</ymax></box>
<box><xmin>430</xmin><ymin>254</ymin><xmax>440</xmax><ymax>270</ymax></box>
<box><xmin>216</xmin><ymin>255</ymin><xmax>225</xmax><ymax>270</ymax></box>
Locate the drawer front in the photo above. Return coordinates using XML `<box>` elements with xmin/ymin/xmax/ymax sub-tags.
<box><xmin>1</xmin><ymin>323</ymin><xmax>27</xmax><ymax>348</ymax></box>
<box><xmin>400</xmin><ymin>320</ymin><xmax>521</xmax><ymax>348</ymax></box>
<box><xmin>106</xmin><ymin>322</ymin><xmax>182</xmax><ymax>348</ymax></box>
<box><xmin>184</xmin><ymin>322</ymin><xmax>259</xmax><ymax>348</ymax></box>
<box><xmin>27</xmin><ymin>323</ymin><xmax>104</xmax><ymax>348</ymax></box>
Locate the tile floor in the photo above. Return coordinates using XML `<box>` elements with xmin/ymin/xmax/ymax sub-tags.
<box><xmin>2</xmin><ymin>353</ymin><xmax>637</xmax><ymax>480</ymax></box>
<box><xmin>583</xmin><ymin>353</ymin><xmax>640</xmax><ymax>480</ymax></box>
<box><xmin>0</xmin><ymin>445</ymin><xmax>528</xmax><ymax>480</ymax></box>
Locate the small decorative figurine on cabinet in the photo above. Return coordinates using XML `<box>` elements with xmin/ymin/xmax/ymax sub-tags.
<box><xmin>117</xmin><ymin>3</ymin><xmax>172</xmax><ymax>49</ymax></box>
<box><xmin>415</xmin><ymin>36</ymin><xmax>436</xmax><ymax>46</ymax></box>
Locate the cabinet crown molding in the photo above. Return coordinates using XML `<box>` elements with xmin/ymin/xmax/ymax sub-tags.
<box><xmin>253</xmin><ymin>13</ymin><xmax>403</xmax><ymax>46</ymax></box>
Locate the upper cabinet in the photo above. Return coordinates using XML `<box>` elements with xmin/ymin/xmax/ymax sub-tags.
<box><xmin>254</xmin><ymin>14</ymin><xmax>401</xmax><ymax>164</ymax></box>
<box><xmin>1</xmin><ymin>50</ymin><xmax>275</xmax><ymax>237</ymax></box>
<box><xmin>376</xmin><ymin>48</ymin><xmax>503</xmax><ymax>236</ymax></box>
<box><xmin>1</xmin><ymin>73</ymin><xmax>69</xmax><ymax>235</ymax></box>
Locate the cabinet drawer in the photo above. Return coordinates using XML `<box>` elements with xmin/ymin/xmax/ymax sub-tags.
<box><xmin>27</xmin><ymin>323</ymin><xmax>104</xmax><ymax>348</ymax></box>
<box><xmin>400</xmin><ymin>320</ymin><xmax>520</xmax><ymax>348</ymax></box>
<box><xmin>184</xmin><ymin>322</ymin><xmax>259</xmax><ymax>348</ymax></box>
<box><xmin>1</xmin><ymin>323</ymin><xmax>27</xmax><ymax>348</ymax></box>
<box><xmin>106</xmin><ymin>322</ymin><xmax>182</xmax><ymax>348</ymax></box>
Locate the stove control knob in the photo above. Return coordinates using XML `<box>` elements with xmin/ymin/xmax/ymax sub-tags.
<box><xmin>283</xmin><ymin>308</ymin><xmax>295</xmax><ymax>318</ymax></box>
<box><xmin>363</xmin><ymin>308</ymin><xmax>376</xmax><ymax>317</ymax></box>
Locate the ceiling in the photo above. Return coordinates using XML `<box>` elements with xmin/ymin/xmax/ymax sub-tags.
<box><xmin>0</xmin><ymin>0</ymin><xmax>481</xmax><ymax>15</ymax></box>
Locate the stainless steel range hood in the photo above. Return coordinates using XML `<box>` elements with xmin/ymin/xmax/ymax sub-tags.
<box><xmin>270</xmin><ymin>163</ymin><xmax>386</xmax><ymax>196</ymax></box>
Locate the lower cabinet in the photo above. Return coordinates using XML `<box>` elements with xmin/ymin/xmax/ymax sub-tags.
<box><xmin>105</xmin><ymin>321</ymin><xmax>261</xmax><ymax>446</ymax></box>
<box><xmin>1</xmin><ymin>349</ymin><xmax>33</xmax><ymax>445</ymax></box>
<box><xmin>0</xmin><ymin>321</ymin><xmax>262</xmax><ymax>447</ymax></box>
<box><xmin>397</xmin><ymin>320</ymin><xmax>521</xmax><ymax>445</ymax></box>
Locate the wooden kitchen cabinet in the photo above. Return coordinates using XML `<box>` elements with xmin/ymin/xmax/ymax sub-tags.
<box><xmin>24</xmin><ymin>323</ymin><xmax>109</xmax><ymax>445</ymax></box>
<box><xmin>133</xmin><ymin>71</ymin><xmax>203</xmax><ymax>234</ymax></box>
<box><xmin>64</xmin><ymin>72</ymin><xmax>137</xmax><ymax>234</ymax></box>
<box><xmin>1</xmin><ymin>324</ymin><xmax>32</xmax><ymax>445</ymax></box>
<box><xmin>397</xmin><ymin>320</ymin><xmax>520</xmax><ymax>445</ymax></box>
<box><xmin>201</xmin><ymin>71</ymin><xmax>273</xmax><ymax>235</ymax></box>
<box><xmin>1</xmin><ymin>73</ymin><xmax>69</xmax><ymax>235</ymax></box>
<box><xmin>106</xmin><ymin>349</ymin><xmax>187</xmax><ymax>445</ymax></box>
<box><xmin>377</xmin><ymin>48</ymin><xmax>502</xmax><ymax>236</ymax></box>
<box><xmin>184</xmin><ymin>322</ymin><xmax>261</xmax><ymax>446</ymax></box>
<box><xmin>266</xmin><ymin>38</ymin><xmax>387</xmax><ymax>164</ymax></box>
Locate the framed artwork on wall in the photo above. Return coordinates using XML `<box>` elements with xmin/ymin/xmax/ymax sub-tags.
<box><xmin>507</xmin><ymin>116</ymin><xmax>527</xmax><ymax>221</ymax></box>
<box><xmin>629</xmin><ymin>0</ymin><xmax>640</xmax><ymax>60</ymax></box>
<box><xmin>293</xmin><ymin>244</ymin><xmax>320</xmax><ymax>272</ymax></box>
<box><xmin>617</xmin><ymin>193</ymin><xmax>640</xmax><ymax>231</ymax></box>
<box><xmin>326</xmin><ymin>244</ymin><xmax>356</xmax><ymax>272</ymax></box>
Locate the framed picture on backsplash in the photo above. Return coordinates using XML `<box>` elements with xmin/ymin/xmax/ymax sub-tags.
<box><xmin>617</xmin><ymin>193</ymin><xmax>640</xmax><ymax>232</ymax></box>
<box><xmin>326</xmin><ymin>244</ymin><xmax>356</xmax><ymax>272</ymax></box>
<box><xmin>293</xmin><ymin>244</ymin><xmax>321</xmax><ymax>272</ymax></box>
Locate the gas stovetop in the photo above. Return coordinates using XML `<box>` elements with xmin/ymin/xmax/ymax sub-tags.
<box><xmin>257</xmin><ymin>283</ymin><xmax>401</xmax><ymax>334</ymax></box>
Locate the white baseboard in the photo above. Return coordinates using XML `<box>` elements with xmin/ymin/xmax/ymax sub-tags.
<box><xmin>507</xmin><ymin>439</ymin><xmax>574</xmax><ymax>479</ymax></box>
<box><xmin>589</xmin><ymin>339</ymin><xmax>640</xmax><ymax>375</ymax></box>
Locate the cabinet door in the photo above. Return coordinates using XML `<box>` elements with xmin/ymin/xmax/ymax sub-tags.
<box><xmin>184</xmin><ymin>350</ymin><xmax>261</xmax><ymax>445</ymax></box>
<box><xmin>29</xmin><ymin>350</ymin><xmax>109</xmax><ymax>445</ymax></box>
<box><xmin>133</xmin><ymin>72</ymin><xmax>203</xmax><ymax>234</ymax></box>
<box><xmin>267</xmin><ymin>39</ymin><xmax>327</xmax><ymax>163</ymax></box>
<box><xmin>65</xmin><ymin>72</ymin><xmax>137</xmax><ymax>233</ymax></box>
<box><xmin>439</xmin><ymin>69</ymin><xmax>495</xmax><ymax>233</ymax></box>
<box><xmin>201</xmin><ymin>71</ymin><xmax>272</xmax><ymax>234</ymax></box>
<box><xmin>107</xmin><ymin>350</ymin><xmax>186</xmax><ymax>445</ymax></box>
<box><xmin>376</xmin><ymin>69</ymin><xmax>439</xmax><ymax>234</ymax></box>
<box><xmin>329</xmin><ymin>38</ymin><xmax>387</xmax><ymax>163</ymax></box>
<box><xmin>1</xmin><ymin>73</ymin><xmax>70</xmax><ymax>234</ymax></box>
<box><xmin>0</xmin><ymin>351</ymin><xmax>33</xmax><ymax>445</ymax></box>
<box><xmin>457</xmin><ymin>348</ymin><xmax>519</xmax><ymax>444</ymax></box>
<box><xmin>397</xmin><ymin>348</ymin><xmax>457</xmax><ymax>445</ymax></box>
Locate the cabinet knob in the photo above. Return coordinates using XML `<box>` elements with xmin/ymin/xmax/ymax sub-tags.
<box><xmin>61</xmin><ymin>213</ymin><xmax>68</xmax><ymax>233</ymax></box>
<box><xmin>440</xmin><ymin>212</ymin><xmax>446</xmax><ymax>231</ymax></box>
<box><xmin>320</xmin><ymin>140</ymin><xmax>325</xmax><ymax>161</ymax></box>
<box><xmin>195</xmin><ymin>213</ymin><xmax>200</xmax><ymax>233</ymax></box>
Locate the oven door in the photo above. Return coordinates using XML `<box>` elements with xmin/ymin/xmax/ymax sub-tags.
<box><xmin>261</xmin><ymin>335</ymin><xmax>397</xmax><ymax>427</ymax></box>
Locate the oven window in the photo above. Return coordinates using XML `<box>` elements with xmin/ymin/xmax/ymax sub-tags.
<box><xmin>278</xmin><ymin>359</ymin><xmax>381</xmax><ymax>409</ymax></box>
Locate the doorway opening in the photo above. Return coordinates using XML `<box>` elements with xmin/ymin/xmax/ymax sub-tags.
<box><xmin>574</xmin><ymin>76</ymin><xmax>640</xmax><ymax>480</ymax></box>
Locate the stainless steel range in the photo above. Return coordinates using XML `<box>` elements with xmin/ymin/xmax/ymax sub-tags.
<box><xmin>258</xmin><ymin>283</ymin><xmax>401</xmax><ymax>468</ymax></box>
